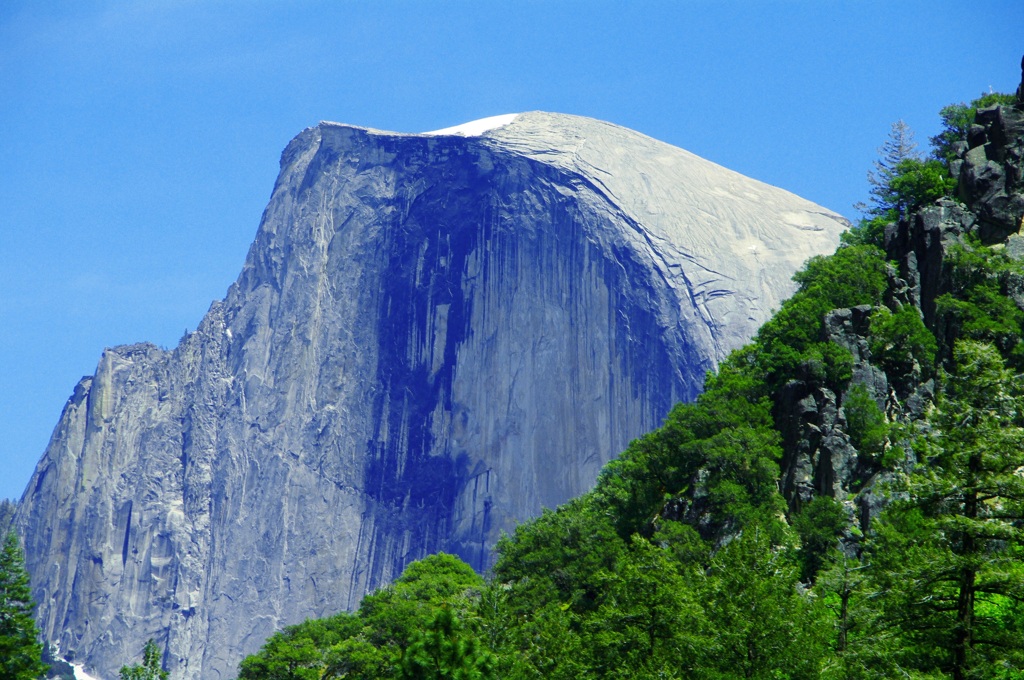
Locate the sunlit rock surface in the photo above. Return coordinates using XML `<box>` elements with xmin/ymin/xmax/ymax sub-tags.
<box><xmin>15</xmin><ymin>112</ymin><xmax>847</xmax><ymax>679</ymax></box>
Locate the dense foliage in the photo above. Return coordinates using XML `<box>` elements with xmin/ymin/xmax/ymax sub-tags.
<box><xmin>119</xmin><ymin>639</ymin><xmax>169</xmax><ymax>680</ymax></box>
<box><xmin>236</xmin><ymin>92</ymin><xmax>1024</xmax><ymax>679</ymax></box>
<box><xmin>869</xmin><ymin>342</ymin><xmax>1024</xmax><ymax>678</ymax></box>
<box><xmin>0</xmin><ymin>531</ymin><xmax>48</xmax><ymax>680</ymax></box>
<box><xmin>937</xmin><ymin>241</ymin><xmax>1024</xmax><ymax>368</ymax></box>
<box><xmin>238</xmin><ymin>554</ymin><xmax>488</xmax><ymax>680</ymax></box>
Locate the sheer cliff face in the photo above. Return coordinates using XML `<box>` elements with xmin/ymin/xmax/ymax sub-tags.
<box><xmin>15</xmin><ymin>112</ymin><xmax>847</xmax><ymax>679</ymax></box>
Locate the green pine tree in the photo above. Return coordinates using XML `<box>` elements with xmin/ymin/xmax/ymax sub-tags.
<box><xmin>857</xmin><ymin>119</ymin><xmax>919</xmax><ymax>219</ymax></box>
<box><xmin>400</xmin><ymin>605</ymin><xmax>495</xmax><ymax>680</ymax></box>
<box><xmin>699</xmin><ymin>525</ymin><xmax>829</xmax><ymax>680</ymax></box>
<box><xmin>120</xmin><ymin>639</ymin><xmax>169</xmax><ymax>680</ymax></box>
<box><xmin>868</xmin><ymin>341</ymin><xmax>1024</xmax><ymax>679</ymax></box>
<box><xmin>816</xmin><ymin>553</ymin><xmax>901</xmax><ymax>680</ymax></box>
<box><xmin>0</xmin><ymin>530</ymin><xmax>48</xmax><ymax>680</ymax></box>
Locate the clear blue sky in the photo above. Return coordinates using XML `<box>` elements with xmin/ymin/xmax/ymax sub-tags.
<box><xmin>1</xmin><ymin>1</ymin><xmax>1022</xmax><ymax>502</ymax></box>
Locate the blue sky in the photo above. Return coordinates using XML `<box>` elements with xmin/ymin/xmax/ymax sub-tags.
<box><xmin>1</xmin><ymin>1</ymin><xmax>1022</xmax><ymax>502</ymax></box>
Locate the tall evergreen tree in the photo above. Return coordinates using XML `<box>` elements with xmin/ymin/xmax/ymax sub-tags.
<box><xmin>699</xmin><ymin>525</ymin><xmax>829</xmax><ymax>680</ymax></box>
<box><xmin>816</xmin><ymin>554</ymin><xmax>901</xmax><ymax>680</ymax></box>
<box><xmin>119</xmin><ymin>638</ymin><xmax>169</xmax><ymax>680</ymax></box>
<box><xmin>0</xmin><ymin>530</ymin><xmax>48</xmax><ymax>680</ymax></box>
<box><xmin>868</xmin><ymin>341</ymin><xmax>1024</xmax><ymax>679</ymax></box>
<box><xmin>858</xmin><ymin>119</ymin><xmax>919</xmax><ymax>219</ymax></box>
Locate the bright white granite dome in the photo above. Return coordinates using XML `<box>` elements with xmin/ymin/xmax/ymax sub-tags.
<box><xmin>15</xmin><ymin>112</ymin><xmax>847</xmax><ymax>680</ymax></box>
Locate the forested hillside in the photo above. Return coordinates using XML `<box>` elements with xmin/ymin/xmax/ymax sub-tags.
<box><xmin>233</xmin><ymin>74</ymin><xmax>1024</xmax><ymax>679</ymax></box>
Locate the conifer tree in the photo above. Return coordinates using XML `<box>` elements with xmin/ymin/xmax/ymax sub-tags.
<box><xmin>858</xmin><ymin>119</ymin><xmax>919</xmax><ymax>219</ymax></box>
<box><xmin>699</xmin><ymin>525</ymin><xmax>829</xmax><ymax>679</ymax></box>
<box><xmin>120</xmin><ymin>639</ymin><xmax>169</xmax><ymax>680</ymax></box>
<box><xmin>400</xmin><ymin>605</ymin><xmax>495</xmax><ymax>680</ymax></box>
<box><xmin>0</xmin><ymin>530</ymin><xmax>48</xmax><ymax>680</ymax></box>
<box><xmin>868</xmin><ymin>341</ymin><xmax>1024</xmax><ymax>679</ymax></box>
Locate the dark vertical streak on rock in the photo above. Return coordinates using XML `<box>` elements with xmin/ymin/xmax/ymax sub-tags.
<box><xmin>362</xmin><ymin>139</ymin><xmax>488</xmax><ymax>586</ymax></box>
<box><xmin>121</xmin><ymin>500</ymin><xmax>133</xmax><ymax>568</ymax></box>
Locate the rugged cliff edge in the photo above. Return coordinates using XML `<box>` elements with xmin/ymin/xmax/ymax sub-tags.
<box><xmin>14</xmin><ymin>112</ymin><xmax>847</xmax><ymax>679</ymax></box>
<box><xmin>772</xmin><ymin>93</ymin><xmax>1024</xmax><ymax>537</ymax></box>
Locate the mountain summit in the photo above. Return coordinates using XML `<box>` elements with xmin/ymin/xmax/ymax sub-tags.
<box><xmin>14</xmin><ymin>112</ymin><xmax>847</xmax><ymax>678</ymax></box>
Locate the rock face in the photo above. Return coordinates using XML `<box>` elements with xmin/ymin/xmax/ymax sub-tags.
<box><xmin>14</xmin><ymin>112</ymin><xmax>847</xmax><ymax>679</ymax></box>
<box><xmin>956</xmin><ymin>103</ymin><xmax>1024</xmax><ymax>243</ymax></box>
<box><xmin>773</xmin><ymin>100</ymin><xmax>1024</xmax><ymax>537</ymax></box>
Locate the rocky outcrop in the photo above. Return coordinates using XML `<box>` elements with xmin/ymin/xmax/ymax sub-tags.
<box><xmin>776</xmin><ymin>94</ymin><xmax>1024</xmax><ymax>536</ymax></box>
<box><xmin>884</xmin><ymin>199</ymin><xmax>972</xmax><ymax>326</ymax></box>
<box><xmin>956</xmin><ymin>103</ymin><xmax>1024</xmax><ymax>243</ymax></box>
<box><xmin>776</xmin><ymin>305</ymin><xmax>877</xmax><ymax>507</ymax></box>
<box><xmin>14</xmin><ymin>112</ymin><xmax>847</xmax><ymax>679</ymax></box>
<box><xmin>1016</xmin><ymin>54</ymin><xmax>1024</xmax><ymax>103</ymax></box>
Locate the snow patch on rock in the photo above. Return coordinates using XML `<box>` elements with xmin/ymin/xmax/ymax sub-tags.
<box><xmin>73</xmin><ymin>663</ymin><xmax>104</xmax><ymax>680</ymax></box>
<box><xmin>423</xmin><ymin>113</ymin><xmax>518</xmax><ymax>137</ymax></box>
